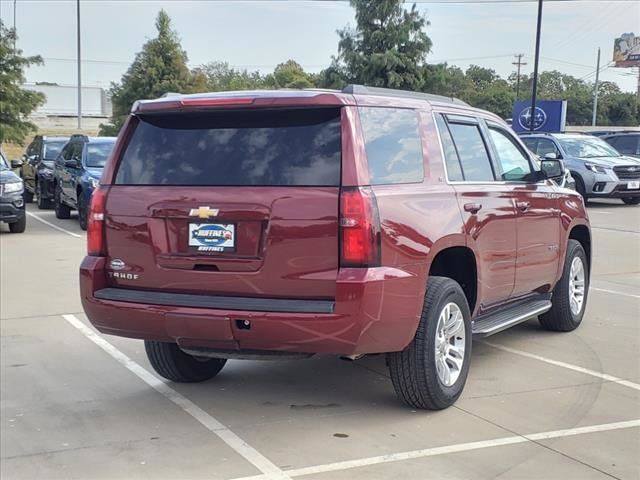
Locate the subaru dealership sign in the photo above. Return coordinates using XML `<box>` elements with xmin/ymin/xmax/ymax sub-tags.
<box><xmin>511</xmin><ymin>100</ymin><xmax>567</xmax><ymax>133</ymax></box>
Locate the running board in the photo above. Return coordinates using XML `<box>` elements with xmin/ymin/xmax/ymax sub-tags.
<box><xmin>472</xmin><ymin>299</ymin><xmax>552</xmax><ymax>338</ymax></box>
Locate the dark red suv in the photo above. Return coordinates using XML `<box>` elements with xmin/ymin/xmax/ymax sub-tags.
<box><xmin>80</xmin><ymin>85</ymin><xmax>591</xmax><ymax>409</ymax></box>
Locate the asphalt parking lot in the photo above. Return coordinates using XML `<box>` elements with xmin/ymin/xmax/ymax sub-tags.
<box><xmin>1</xmin><ymin>200</ymin><xmax>638</xmax><ymax>480</ymax></box>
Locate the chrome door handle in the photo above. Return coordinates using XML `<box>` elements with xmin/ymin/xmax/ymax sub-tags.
<box><xmin>516</xmin><ymin>201</ymin><xmax>530</xmax><ymax>211</ymax></box>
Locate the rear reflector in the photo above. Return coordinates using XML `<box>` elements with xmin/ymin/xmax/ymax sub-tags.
<box><xmin>87</xmin><ymin>187</ymin><xmax>108</xmax><ymax>256</ymax></box>
<box><xmin>339</xmin><ymin>187</ymin><xmax>381</xmax><ymax>267</ymax></box>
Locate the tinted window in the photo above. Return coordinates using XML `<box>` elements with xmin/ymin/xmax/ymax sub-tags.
<box><xmin>359</xmin><ymin>107</ymin><xmax>423</xmax><ymax>185</ymax></box>
<box><xmin>116</xmin><ymin>109</ymin><xmax>341</xmax><ymax>186</ymax></box>
<box><xmin>85</xmin><ymin>142</ymin><xmax>114</xmax><ymax>168</ymax></box>
<box><xmin>488</xmin><ymin>128</ymin><xmax>532</xmax><ymax>181</ymax></box>
<box><xmin>435</xmin><ymin>114</ymin><xmax>463</xmax><ymax>181</ymax></box>
<box><xmin>43</xmin><ymin>141</ymin><xmax>66</xmax><ymax>160</ymax></box>
<box><xmin>535</xmin><ymin>138</ymin><xmax>559</xmax><ymax>157</ymax></box>
<box><xmin>447</xmin><ymin>122</ymin><xmax>494</xmax><ymax>181</ymax></box>
<box><xmin>607</xmin><ymin>135</ymin><xmax>639</xmax><ymax>155</ymax></box>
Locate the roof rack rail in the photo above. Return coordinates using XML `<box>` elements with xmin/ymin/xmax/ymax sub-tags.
<box><xmin>342</xmin><ymin>84</ymin><xmax>469</xmax><ymax>106</ymax></box>
<box><xmin>518</xmin><ymin>131</ymin><xmax>555</xmax><ymax>136</ymax></box>
<box><xmin>70</xmin><ymin>133</ymin><xmax>89</xmax><ymax>141</ymax></box>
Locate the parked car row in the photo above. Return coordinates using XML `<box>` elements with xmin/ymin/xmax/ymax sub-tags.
<box><xmin>18</xmin><ymin>134</ymin><xmax>116</xmax><ymax>229</ymax></box>
<box><xmin>519</xmin><ymin>132</ymin><xmax>640</xmax><ymax>205</ymax></box>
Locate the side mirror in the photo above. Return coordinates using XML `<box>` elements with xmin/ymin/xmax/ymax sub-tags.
<box><xmin>11</xmin><ymin>159</ymin><xmax>23</xmax><ymax>168</ymax></box>
<box><xmin>540</xmin><ymin>158</ymin><xmax>564</xmax><ymax>179</ymax></box>
<box><xmin>64</xmin><ymin>159</ymin><xmax>79</xmax><ymax>168</ymax></box>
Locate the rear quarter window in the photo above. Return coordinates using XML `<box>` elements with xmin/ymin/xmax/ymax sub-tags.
<box><xmin>115</xmin><ymin>108</ymin><xmax>341</xmax><ymax>186</ymax></box>
<box><xmin>358</xmin><ymin>107</ymin><xmax>424</xmax><ymax>185</ymax></box>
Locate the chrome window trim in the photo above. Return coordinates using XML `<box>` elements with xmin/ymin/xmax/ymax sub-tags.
<box><xmin>433</xmin><ymin>111</ymin><xmax>547</xmax><ymax>187</ymax></box>
<box><xmin>433</xmin><ymin>111</ymin><xmax>507</xmax><ymax>186</ymax></box>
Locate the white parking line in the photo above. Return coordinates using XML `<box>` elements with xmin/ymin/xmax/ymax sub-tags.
<box><xmin>231</xmin><ymin>420</ymin><xmax>640</xmax><ymax>479</ymax></box>
<box><xmin>26</xmin><ymin>211</ymin><xmax>82</xmax><ymax>238</ymax></box>
<box><xmin>62</xmin><ymin>314</ymin><xmax>291</xmax><ymax>480</ymax></box>
<box><xmin>483</xmin><ymin>341</ymin><xmax>640</xmax><ymax>391</ymax></box>
<box><xmin>591</xmin><ymin>287</ymin><xmax>640</xmax><ymax>299</ymax></box>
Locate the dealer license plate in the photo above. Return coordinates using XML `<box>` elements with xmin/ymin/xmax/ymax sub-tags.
<box><xmin>628</xmin><ymin>181</ymin><xmax>640</xmax><ymax>190</ymax></box>
<box><xmin>189</xmin><ymin>223</ymin><xmax>235</xmax><ymax>252</ymax></box>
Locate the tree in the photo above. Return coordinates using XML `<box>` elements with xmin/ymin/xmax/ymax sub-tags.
<box><xmin>333</xmin><ymin>0</ymin><xmax>432</xmax><ymax>90</ymax></box>
<box><xmin>0</xmin><ymin>21</ymin><xmax>45</xmax><ymax>145</ymax></box>
<box><xmin>264</xmin><ymin>60</ymin><xmax>315</xmax><ymax>89</ymax></box>
<box><xmin>99</xmin><ymin>11</ymin><xmax>205</xmax><ymax>135</ymax></box>
<box><xmin>194</xmin><ymin>61</ymin><xmax>265</xmax><ymax>91</ymax></box>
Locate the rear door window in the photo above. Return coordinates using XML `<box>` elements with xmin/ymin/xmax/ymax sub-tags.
<box><xmin>446</xmin><ymin>121</ymin><xmax>495</xmax><ymax>182</ymax></box>
<box><xmin>358</xmin><ymin>107</ymin><xmax>423</xmax><ymax>185</ymax></box>
<box><xmin>608</xmin><ymin>135</ymin><xmax>640</xmax><ymax>156</ymax></box>
<box><xmin>435</xmin><ymin>114</ymin><xmax>464</xmax><ymax>181</ymax></box>
<box><xmin>115</xmin><ymin>108</ymin><xmax>341</xmax><ymax>186</ymax></box>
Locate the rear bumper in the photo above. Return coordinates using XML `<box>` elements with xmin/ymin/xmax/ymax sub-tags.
<box><xmin>80</xmin><ymin>256</ymin><xmax>425</xmax><ymax>356</ymax></box>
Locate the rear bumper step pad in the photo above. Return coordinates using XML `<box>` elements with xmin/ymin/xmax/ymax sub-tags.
<box><xmin>94</xmin><ymin>288</ymin><xmax>335</xmax><ymax>314</ymax></box>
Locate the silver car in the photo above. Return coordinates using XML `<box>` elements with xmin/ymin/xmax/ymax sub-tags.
<box><xmin>521</xmin><ymin>133</ymin><xmax>640</xmax><ymax>205</ymax></box>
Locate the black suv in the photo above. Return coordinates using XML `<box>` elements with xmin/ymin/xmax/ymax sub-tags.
<box><xmin>20</xmin><ymin>135</ymin><xmax>69</xmax><ymax>209</ymax></box>
<box><xmin>0</xmin><ymin>152</ymin><xmax>26</xmax><ymax>233</ymax></box>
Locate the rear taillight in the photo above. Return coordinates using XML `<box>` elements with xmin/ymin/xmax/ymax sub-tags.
<box><xmin>87</xmin><ymin>186</ymin><xmax>108</xmax><ymax>256</ymax></box>
<box><xmin>339</xmin><ymin>186</ymin><xmax>381</xmax><ymax>267</ymax></box>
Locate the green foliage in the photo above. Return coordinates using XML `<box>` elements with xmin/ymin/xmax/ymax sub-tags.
<box><xmin>265</xmin><ymin>60</ymin><xmax>315</xmax><ymax>89</ymax></box>
<box><xmin>99</xmin><ymin>10</ymin><xmax>206</xmax><ymax>135</ymax></box>
<box><xmin>333</xmin><ymin>0</ymin><xmax>432</xmax><ymax>90</ymax></box>
<box><xmin>195</xmin><ymin>62</ymin><xmax>265</xmax><ymax>91</ymax></box>
<box><xmin>0</xmin><ymin>21</ymin><xmax>45</xmax><ymax>145</ymax></box>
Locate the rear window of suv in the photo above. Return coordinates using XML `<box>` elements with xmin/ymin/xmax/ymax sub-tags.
<box><xmin>358</xmin><ymin>107</ymin><xmax>423</xmax><ymax>185</ymax></box>
<box><xmin>115</xmin><ymin>108</ymin><xmax>341</xmax><ymax>186</ymax></box>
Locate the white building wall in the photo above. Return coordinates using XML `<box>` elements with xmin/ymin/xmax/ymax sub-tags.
<box><xmin>23</xmin><ymin>83</ymin><xmax>112</xmax><ymax>117</ymax></box>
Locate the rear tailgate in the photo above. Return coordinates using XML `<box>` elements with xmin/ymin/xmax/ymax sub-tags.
<box><xmin>104</xmin><ymin>107</ymin><xmax>342</xmax><ymax>300</ymax></box>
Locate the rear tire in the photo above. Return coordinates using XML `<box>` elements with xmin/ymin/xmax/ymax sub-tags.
<box><xmin>539</xmin><ymin>239</ymin><xmax>588</xmax><ymax>332</ymax></box>
<box><xmin>144</xmin><ymin>341</ymin><xmax>227</xmax><ymax>383</ymax></box>
<box><xmin>23</xmin><ymin>189</ymin><xmax>34</xmax><ymax>203</ymax></box>
<box><xmin>54</xmin><ymin>185</ymin><xmax>71</xmax><ymax>219</ymax></box>
<box><xmin>77</xmin><ymin>192</ymin><xmax>87</xmax><ymax>230</ymax></box>
<box><xmin>387</xmin><ymin>276</ymin><xmax>472</xmax><ymax>410</ymax></box>
<box><xmin>622</xmin><ymin>197</ymin><xmax>640</xmax><ymax>205</ymax></box>
<box><xmin>8</xmin><ymin>215</ymin><xmax>26</xmax><ymax>233</ymax></box>
<box><xmin>37</xmin><ymin>182</ymin><xmax>52</xmax><ymax>209</ymax></box>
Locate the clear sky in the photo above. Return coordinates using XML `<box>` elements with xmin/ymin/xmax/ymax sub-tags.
<box><xmin>1</xmin><ymin>0</ymin><xmax>638</xmax><ymax>93</ymax></box>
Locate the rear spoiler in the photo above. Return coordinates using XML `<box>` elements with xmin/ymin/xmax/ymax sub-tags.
<box><xmin>132</xmin><ymin>92</ymin><xmax>352</xmax><ymax>114</ymax></box>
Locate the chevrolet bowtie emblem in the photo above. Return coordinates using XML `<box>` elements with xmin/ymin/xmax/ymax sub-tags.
<box><xmin>189</xmin><ymin>206</ymin><xmax>219</xmax><ymax>219</ymax></box>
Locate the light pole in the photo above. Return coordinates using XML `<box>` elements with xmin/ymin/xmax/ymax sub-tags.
<box><xmin>529</xmin><ymin>0</ymin><xmax>543</xmax><ymax>132</ymax></box>
<box><xmin>591</xmin><ymin>48</ymin><xmax>601</xmax><ymax>126</ymax></box>
<box><xmin>77</xmin><ymin>0</ymin><xmax>82</xmax><ymax>130</ymax></box>
<box><xmin>13</xmin><ymin>0</ymin><xmax>17</xmax><ymax>54</ymax></box>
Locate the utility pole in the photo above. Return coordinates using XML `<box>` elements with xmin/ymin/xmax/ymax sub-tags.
<box><xmin>13</xmin><ymin>0</ymin><xmax>17</xmax><ymax>54</ymax></box>
<box><xmin>76</xmin><ymin>0</ymin><xmax>82</xmax><ymax>130</ymax></box>
<box><xmin>529</xmin><ymin>0</ymin><xmax>544</xmax><ymax>132</ymax></box>
<box><xmin>512</xmin><ymin>54</ymin><xmax>527</xmax><ymax>99</ymax></box>
<box><xmin>591</xmin><ymin>48</ymin><xmax>601</xmax><ymax>127</ymax></box>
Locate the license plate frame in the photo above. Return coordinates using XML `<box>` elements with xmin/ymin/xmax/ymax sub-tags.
<box><xmin>628</xmin><ymin>181</ymin><xmax>640</xmax><ymax>190</ymax></box>
<box><xmin>188</xmin><ymin>223</ymin><xmax>236</xmax><ymax>252</ymax></box>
